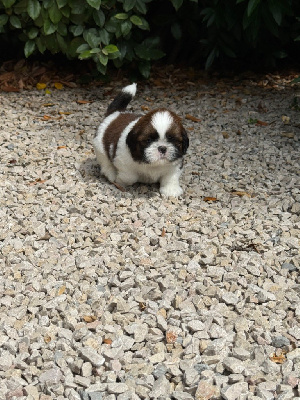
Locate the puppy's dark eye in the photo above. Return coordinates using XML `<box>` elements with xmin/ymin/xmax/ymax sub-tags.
<box><xmin>166</xmin><ymin>134</ymin><xmax>178</xmax><ymax>143</ymax></box>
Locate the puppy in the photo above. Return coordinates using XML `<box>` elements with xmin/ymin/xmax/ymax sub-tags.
<box><xmin>93</xmin><ymin>83</ymin><xmax>189</xmax><ymax>196</ymax></box>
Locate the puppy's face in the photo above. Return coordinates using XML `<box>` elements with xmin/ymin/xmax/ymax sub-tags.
<box><xmin>126</xmin><ymin>109</ymin><xmax>189</xmax><ymax>164</ymax></box>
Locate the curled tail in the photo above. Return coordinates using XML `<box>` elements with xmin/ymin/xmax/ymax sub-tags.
<box><xmin>105</xmin><ymin>83</ymin><xmax>137</xmax><ymax>116</ymax></box>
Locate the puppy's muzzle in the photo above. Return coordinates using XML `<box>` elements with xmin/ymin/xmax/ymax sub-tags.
<box><xmin>158</xmin><ymin>146</ymin><xmax>167</xmax><ymax>155</ymax></box>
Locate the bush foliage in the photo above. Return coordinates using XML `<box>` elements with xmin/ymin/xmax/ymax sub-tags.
<box><xmin>0</xmin><ymin>0</ymin><xmax>299</xmax><ymax>77</ymax></box>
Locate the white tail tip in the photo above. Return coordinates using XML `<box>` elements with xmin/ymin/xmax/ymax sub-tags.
<box><xmin>122</xmin><ymin>83</ymin><xmax>137</xmax><ymax>97</ymax></box>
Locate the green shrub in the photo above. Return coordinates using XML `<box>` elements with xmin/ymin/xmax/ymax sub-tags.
<box><xmin>199</xmin><ymin>0</ymin><xmax>300</xmax><ymax>68</ymax></box>
<box><xmin>0</xmin><ymin>0</ymin><xmax>167</xmax><ymax>77</ymax></box>
<box><xmin>0</xmin><ymin>0</ymin><xmax>299</xmax><ymax>76</ymax></box>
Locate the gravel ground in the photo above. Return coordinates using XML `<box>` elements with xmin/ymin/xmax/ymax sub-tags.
<box><xmin>0</xmin><ymin>73</ymin><xmax>300</xmax><ymax>400</ymax></box>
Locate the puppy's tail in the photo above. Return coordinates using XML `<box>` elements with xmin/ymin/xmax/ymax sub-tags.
<box><xmin>105</xmin><ymin>83</ymin><xmax>137</xmax><ymax>116</ymax></box>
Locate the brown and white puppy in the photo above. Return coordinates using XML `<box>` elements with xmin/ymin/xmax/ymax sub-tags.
<box><xmin>93</xmin><ymin>83</ymin><xmax>189</xmax><ymax>196</ymax></box>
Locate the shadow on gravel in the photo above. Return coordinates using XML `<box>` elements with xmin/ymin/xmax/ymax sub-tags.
<box><xmin>79</xmin><ymin>157</ymin><xmax>160</xmax><ymax>199</ymax></box>
<box><xmin>79</xmin><ymin>157</ymin><xmax>101</xmax><ymax>183</ymax></box>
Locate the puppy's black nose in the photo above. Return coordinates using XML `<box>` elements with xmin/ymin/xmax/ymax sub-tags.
<box><xmin>158</xmin><ymin>146</ymin><xmax>167</xmax><ymax>154</ymax></box>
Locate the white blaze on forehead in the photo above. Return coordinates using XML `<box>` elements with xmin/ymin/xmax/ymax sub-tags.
<box><xmin>151</xmin><ymin>111</ymin><xmax>173</xmax><ymax>139</ymax></box>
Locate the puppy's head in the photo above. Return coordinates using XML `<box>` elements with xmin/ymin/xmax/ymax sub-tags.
<box><xmin>126</xmin><ymin>109</ymin><xmax>189</xmax><ymax>164</ymax></box>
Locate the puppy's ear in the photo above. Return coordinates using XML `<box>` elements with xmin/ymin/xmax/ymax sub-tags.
<box><xmin>181</xmin><ymin>128</ymin><xmax>189</xmax><ymax>155</ymax></box>
<box><xmin>126</xmin><ymin>128</ymin><xmax>143</xmax><ymax>162</ymax></box>
<box><xmin>126</xmin><ymin>129</ymin><xmax>137</xmax><ymax>151</ymax></box>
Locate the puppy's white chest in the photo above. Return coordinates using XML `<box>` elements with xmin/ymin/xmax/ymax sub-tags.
<box><xmin>136</xmin><ymin>166</ymin><xmax>166</xmax><ymax>184</ymax></box>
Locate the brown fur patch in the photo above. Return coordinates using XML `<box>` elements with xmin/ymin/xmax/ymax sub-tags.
<box><xmin>103</xmin><ymin>113</ymin><xmax>139</xmax><ymax>160</ymax></box>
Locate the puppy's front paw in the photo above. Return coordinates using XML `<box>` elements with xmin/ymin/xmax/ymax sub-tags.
<box><xmin>160</xmin><ymin>185</ymin><xmax>183</xmax><ymax>197</ymax></box>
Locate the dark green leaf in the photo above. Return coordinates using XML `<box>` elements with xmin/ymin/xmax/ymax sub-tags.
<box><xmin>113</xmin><ymin>58</ymin><xmax>123</xmax><ymax>68</ymax></box>
<box><xmin>245</xmin><ymin>12</ymin><xmax>260</xmax><ymax>42</ymax></box>
<box><xmin>57</xmin><ymin>21</ymin><xmax>67</xmax><ymax>36</ymax></box>
<box><xmin>141</xmin><ymin>36</ymin><xmax>160</xmax><ymax>48</ymax></box>
<box><xmin>27</xmin><ymin>0</ymin><xmax>41</xmax><ymax>20</ymax></box>
<box><xmin>171</xmin><ymin>22</ymin><xmax>181</xmax><ymax>40</ymax></box>
<box><xmin>56</xmin><ymin>32</ymin><xmax>67</xmax><ymax>52</ymax></box>
<box><xmin>27</xmin><ymin>26</ymin><xmax>39</xmax><ymax>39</ymax></box>
<box><xmin>69</xmin><ymin>24</ymin><xmax>84</xmax><ymax>36</ymax></box>
<box><xmin>43</xmin><ymin>0</ymin><xmax>54</xmax><ymax>9</ymax></box>
<box><xmin>49</xmin><ymin>2</ymin><xmax>62</xmax><ymax>24</ymax></box>
<box><xmin>0</xmin><ymin>15</ymin><xmax>9</xmax><ymax>26</ymax></box>
<box><xmin>69</xmin><ymin>37</ymin><xmax>85</xmax><ymax>57</ymax></box>
<box><xmin>43</xmin><ymin>33</ymin><xmax>60</xmax><ymax>53</ymax></box>
<box><xmin>2</xmin><ymin>0</ymin><xmax>16</xmax><ymax>7</ymax></box>
<box><xmin>138</xmin><ymin>60</ymin><xmax>151</xmax><ymax>78</ymax></box>
<box><xmin>105</xmin><ymin>18</ymin><xmax>118</xmax><ymax>33</ymax></box>
<box><xmin>70</xmin><ymin>13</ymin><xmax>87</xmax><ymax>24</ymax></box>
<box><xmin>242</xmin><ymin>10</ymin><xmax>252</xmax><ymax>30</ymax></box>
<box><xmin>90</xmin><ymin>47</ymin><xmax>101</xmax><ymax>53</ymax></box>
<box><xmin>220</xmin><ymin>44</ymin><xmax>236</xmax><ymax>58</ymax></box>
<box><xmin>96</xmin><ymin>60</ymin><xmax>107</xmax><ymax>75</ymax></box>
<box><xmin>93</xmin><ymin>9</ymin><xmax>105</xmax><ymax>27</ymax></box>
<box><xmin>171</xmin><ymin>0</ymin><xmax>183</xmax><ymax>11</ymax></box>
<box><xmin>60</xmin><ymin>6</ymin><xmax>70</xmax><ymax>17</ymax></box>
<box><xmin>273</xmin><ymin>50</ymin><xmax>287</xmax><ymax>59</ymax></box>
<box><xmin>205</xmin><ymin>47</ymin><xmax>219</xmax><ymax>69</ymax></box>
<box><xmin>138</xmin><ymin>16</ymin><xmax>149</xmax><ymax>30</ymax></box>
<box><xmin>78</xmin><ymin>49</ymin><xmax>92</xmax><ymax>59</ymax></box>
<box><xmin>130</xmin><ymin>15</ymin><xmax>142</xmax><ymax>26</ymax></box>
<box><xmin>292</xmin><ymin>76</ymin><xmax>300</xmax><ymax>83</ymax></box>
<box><xmin>247</xmin><ymin>0</ymin><xmax>260</xmax><ymax>17</ymax></box>
<box><xmin>123</xmin><ymin>0</ymin><xmax>136</xmax><ymax>12</ymax></box>
<box><xmin>121</xmin><ymin>20</ymin><xmax>132</xmax><ymax>36</ymax></box>
<box><xmin>69</xmin><ymin>0</ymin><xmax>86</xmax><ymax>14</ymax></box>
<box><xmin>269</xmin><ymin>2</ymin><xmax>282</xmax><ymax>25</ymax></box>
<box><xmin>117</xmin><ymin>42</ymin><xmax>128</xmax><ymax>59</ymax></box>
<box><xmin>76</xmin><ymin>43</ymin><xmax>89</xmax><ymax>53</ymax></box>
<box><xmin>135</xmin><ymin>0</ymin><xmax>147</xmax><ymax>14</ymax></box>
<box><xmin>99</xmin><ymin>51</ymin><xmax>108</xmax><ymax>65</ymax></box>
<box><xmin>24</xmin><ymin>40</ymin><xmax>36</xmax><ymax>57</ymax></box>
<box><xmin>57</xmin><ymin>0</ymin><xmax>68</xmax><ymax>8</ymax></box>
<box><xmin>99</xmin><ymin>29</ymin><xmax>110</xmax><ymax>44</ymax></box>
<box><xmin>107</xmin><ymin>51</ymin><xmax>120</xmax><ymax>60</ymax></box>
<box><xmin>236</xmin><ymin>0</ymin><xmax>246</xmax><ymax>3</ymax></box>
<box><xmin>295</xmin><ymin>35</ymin><xmax>300</xmax><ymax>41</ymax></box>
<box><xmin>14</xmin><ymin>0</ymin><xmax>32</xmax><ymax>14</ymax></box>
<box><xmin>135</xmin><ymin>44</ymin><xmax>165</xmax><ymax>60</ymax></box>
<box><xmin>44</xmin><ymin>19</ymin><xmax>57</xmax><ymax>35</ymax></box>
<box><xmin>10</xmin><ymin>15</ymin><xmax>21</xmax><ymax>28</ymax></box>
<box><xmin>84</xmin><ymin>31</ymin><xmax>101</xmax><ymax>47</ymax></box>
<box><xmin>86</xmin><ymin>0</ymin><xmax>101</xmax><ymax>10</ymax></box>
<box><xmin>115</xmin><ymin>13</ymin><xmax>128</xmax><ymax>20</ymax></box>
<box><xmin>36</xmin><ymin>37</ymin><xmax>46</xmax><ymax>53</ymax></box>
<box><xmin>102</xmin><ymin>44</ymin><xmax>119</xmax><ymax>55</ymax></box>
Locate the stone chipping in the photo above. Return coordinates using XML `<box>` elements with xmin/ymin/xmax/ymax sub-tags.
<box><xmin>0</xmin><ymin>74</ymin><xmax>300</xmax><ymax>400</ymax></box>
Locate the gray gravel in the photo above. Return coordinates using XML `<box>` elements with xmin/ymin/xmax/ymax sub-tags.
<box><xmin>0</xmin><ymin>74</ymin><xmax>300</xmax><ymax>400</ymax></box>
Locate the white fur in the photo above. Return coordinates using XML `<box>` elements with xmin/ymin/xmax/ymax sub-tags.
<box><xmin>93</xmin><ymin>88</ymin><xmax>186</xmax><ymax>197</ymax></box>
<box><xmin>151</xmin><ymin>111</ymin><xmax>173</xmax><ymax>139</ymax></box>
<box><xmin>122</xmin><ymin>83</ymin><xmax>137</xmax><ymax>97</ymax></box>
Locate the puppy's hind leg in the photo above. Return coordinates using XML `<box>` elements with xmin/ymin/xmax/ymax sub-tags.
<box><xmin>94</xmin><ymin>150</ymin><xmax>117</xmax><ymax>183</ymax></box>
<box><xmin>115</xmin><ymin>169</ymin><xmax>138</xmax><ymax>187</ymax></box>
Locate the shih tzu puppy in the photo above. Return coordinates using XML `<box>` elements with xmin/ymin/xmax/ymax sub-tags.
<box><xmin>93</xmin><ymin>83</ymin><xmax>189</xmax><ymax>196</ymax></box>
